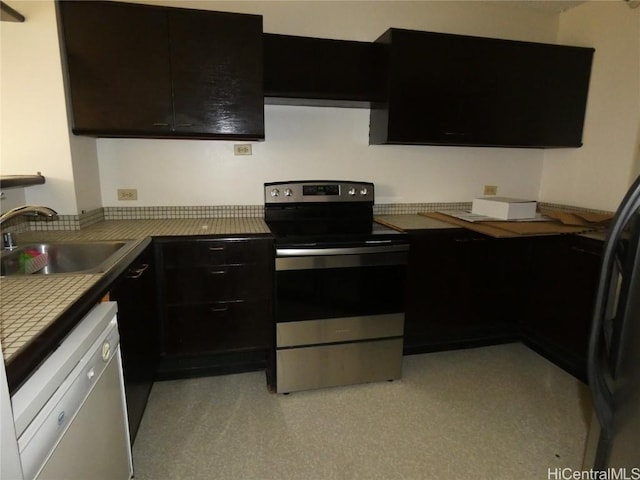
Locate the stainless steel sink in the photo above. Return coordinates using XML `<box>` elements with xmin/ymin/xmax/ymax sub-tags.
<box><xmin>0</xmin><ymin>241</ymin><xmax>135</xmax><ymax>276</ymax></box>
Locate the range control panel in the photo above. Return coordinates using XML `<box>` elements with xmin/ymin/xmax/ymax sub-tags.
<box><xmin>265</xmin><ymin>181</ymin><xmax>374</xmax><ymax>204</ymax></box>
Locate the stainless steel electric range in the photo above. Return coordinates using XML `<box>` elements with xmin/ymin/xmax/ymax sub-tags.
<box><xmin>264</xmin><ymin>180</ymin><xmax>408</xmax><ymax>393</ymax></box>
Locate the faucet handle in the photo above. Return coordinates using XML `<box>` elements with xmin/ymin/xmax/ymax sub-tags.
<box><xmin>3</xmin><ymin>232</ymin><xmax>16</xmax><ymax>250</ymax></box>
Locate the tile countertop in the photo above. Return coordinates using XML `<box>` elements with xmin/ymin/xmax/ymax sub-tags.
<box><xmin>15</xmin><ymin>217</ymin><xmax>271</xmax><ymax>242</ymax></box>
<box><xmin>1</xmin><ymin>218</ymin><xmax>271</xmax><ymax>376</ymax></box>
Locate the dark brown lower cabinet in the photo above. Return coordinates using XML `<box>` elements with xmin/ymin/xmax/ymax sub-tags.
<box><xmin>109</xmin><ymin>243</ymin><xmax>158</xmax><ymax>443</ymax></box>
<box><xmin>405</xmin><ymin>229</ymin><xmax>529</xmax><ymax>353</ymax></box>
<box><xmin>155</xmin><ymin>236</ymin><xmax>274</xmax><ymax>379</ymax></box>
<box><xmin>405</xmin><ymin>229</ymin><xmax>603</xmax><ymax>383</ymax></box>
<box><xmin>164</xmin><ymin>300</ymin><xmax>272</xmax><ymax>355</ymax></box>
<box><xmin>150</xmin><ymin>229</ymin><xmax>600</xmax><ymax>384</ymax></box>
<box><xmin>521</xmin><ymin>234</ymin><xmax>603</xmax><ymax>382</ymax></box>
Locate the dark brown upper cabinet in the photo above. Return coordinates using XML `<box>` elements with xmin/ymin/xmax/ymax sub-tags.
<box><xmin>58</xmin><ymin>1</ymin><xmax>264</xmax><ymax>140</ymax></box>
<box><xmin>263</xmin><ymin>33</ymin><xmax>380</xmax><ymax>107</ymax></box>
<box><xmin>369</xmin><ymin>28</ymin><xmax>594</xmax><ymax>148</ymax></box>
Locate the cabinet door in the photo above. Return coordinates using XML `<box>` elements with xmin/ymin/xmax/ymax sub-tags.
<box><xmin>405</xmin><ymin>230</ymin><xmax>526</xmax><ymax>352</ymax></box>
<box><xmin>523</xmin><ymin>235</ymin><xmax>602</xmax><ymax>381</ymax></box>
<box><xmin>164</xmin><ymin>264</ymin><xmax>272</xmax><ymax>304</ymax></box>
<box><xmin>165</xmin><ymin>300</ymin><xmax>272</xmax><ymax>356</ymax></box>
<box><xmin>59</xmin><ymin>1</ymin><xmax>173</xmax><ymax>136</ymax></box>
<box><xmin>109</xmin><ymin>244</ymin><xmax>158</xmax><ymax>443</ymax></box>
<box><xmin>169</xmin><ymin>10</ymin><xmax>264</xmax><ymax>139</ymax></box>
<box><xmin>59</xmin><ymin>2</ymin><xmax>264</xmax><ymax>140</ymax></box>
<box><xmin>263</xmin><ymin>33</ymin><xmax>378</xmax><ymax>106</ymax></box>
<box><xmin>161</xmin><ymin>237</ymin><xmax>272</xmax><ymax>268</ymax></box>
<box><xmin>370</xmin><ymin>28</ymin><xmax>593</xmax><ymax>147</ymax></box>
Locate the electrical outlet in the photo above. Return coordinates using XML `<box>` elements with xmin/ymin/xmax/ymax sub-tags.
<box><xmin>483</xmin><ymin>185</ymin><xmax>498</xmax><ymax>195</ymax></box>
<box><xmin>117</xmin><ymin>189</ymin><xmax>137</xmax><ymax>201</ymax></box>
<box><xmin>234</xmin><ymin>144</ymin><xmax>252</xmax><ymax>156</ymax></box>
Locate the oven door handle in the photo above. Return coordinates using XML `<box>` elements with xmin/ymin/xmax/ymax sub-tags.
<box><xmin>276</xmin><ymin>248</ymin><xmax>408</xmax><ymax>271</ymax></box>
<box><xmin>276</xmin><ymin>244</ymin><xmax>409</xmax><ymax>257</ymax></box>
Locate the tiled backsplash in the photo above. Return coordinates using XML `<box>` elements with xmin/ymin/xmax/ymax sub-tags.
<box><xmin>538</xmin><ymin>202</ymin><xmax>613</xmax><ymax>215</ymax></box>
<box><xmin>1</xmin><ymin>202</ymin><xmax>613</xmax><ymax>233</ymax></box>
<box><xmin>373</xmin><ymin>202</ymin><xmax>473</xmax><ymax>215</ymax></box>
<box><xmin>104</xmin><ymin>205</ymin><xmax>265</xmax><ymax>220</ymax></box>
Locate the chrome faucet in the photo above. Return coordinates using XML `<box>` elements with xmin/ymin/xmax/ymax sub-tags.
<box><xmin>0</xmin><ymin>205</ymin><xmax>58</xmax><ymax>226</ymax></box>
<box><xmin>0</xmin><ymin>206</ymin><xmax>58</xmax><ymax>249</ymax></box>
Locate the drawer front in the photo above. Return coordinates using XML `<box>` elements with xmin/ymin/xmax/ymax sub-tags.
<box><xmin>161</xmin><ymin>238</ymin><xmax>273</xmax><ymax>268</ymax></box>
<box><xmin>276</xmin><ymin>313</ymin><xmax>404</xmax><ymax>348</ymax></box>
<box><xmin>276</xmin><ymin>338</ymin><xmax>403</xmax><ymax>393</ymax></box>
<box><xmin>164</xmin><ymin>264</ymin><xmax>272</xmax><ymax>304</ymax></box>
<box><xmin>164</xmin><ymin>300</ymin><xmax>272</xmax><ymax>356</ymax></box>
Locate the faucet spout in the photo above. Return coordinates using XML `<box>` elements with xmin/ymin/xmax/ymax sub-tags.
<box><xmin>0</xmin><ymin>205</ymin><xmax>58</xmax><ymax>226</ymax></box>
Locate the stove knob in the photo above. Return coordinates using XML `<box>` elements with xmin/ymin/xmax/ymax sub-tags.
<box><xmin>284</xmin><ymin>188</ymin><xmax>293</xmax><ymax>197</ymax></box>
<box><xmin>348</xmin><ymin>187</ymin><xmax>357</xmax><ymax>196</ymax></box>
<box><xmin>270</xmin><ymin>188</ymin><xmax>280</xmax><ymax>197</ymax></box>
<box><xmin>360</xmin><ymin>187</ymin><xmax>369</xmax><ymax>196</ymax></box>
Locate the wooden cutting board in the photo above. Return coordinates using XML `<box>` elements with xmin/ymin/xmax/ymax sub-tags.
<box><xmin>374</xmin><ymin>215</ymin><xmax>458</xmax><ymax>232</ymax></box>
<box><xmin>419</xmin><ymin>212</ymin><xmax>597</xmax><ymax>238</ymax></box>
<box><xmin>539</xmin><ymin>209</ymin><xmax>613</xmax><ymax>226</ymax></box>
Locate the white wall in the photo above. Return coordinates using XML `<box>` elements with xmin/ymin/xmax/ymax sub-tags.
<box><xmin>0</xmin><ymin>188</ymin><xmax>27</xmax><ymax>214</ymax></box>
<box><xmin>69</xmin><ymin>135</ymin><xmax>103</xmax><ymax>213</ymax></box>
<box><xmin>125</xmin><ymin>0</ymin><xmax>560</xmax><ymax>42</ymax></box>
<box><xmin>98</xmin><ymin>0</ymin><xmax>561</xmax><ymax>207</ymax></box>
<box><xmin>98</xmin><ymin>106</ymin><xmax>543</xmax><ymax>205</ymax></box>
<box><xmin>540</xmin><ymin>1</ymin><xmax>640</xmax><ymax>211</ymax></box>
<box><xmin>0</xmin><ymin>1</ymin><xmax>75</xmax><ymax>213</ymax></box>
<box><xmin>0</xmin><ymin>0</ymin><xmax>102</xmax><ymax>215</ymax></box>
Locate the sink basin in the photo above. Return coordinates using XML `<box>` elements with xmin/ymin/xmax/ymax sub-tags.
<box><xmin>0</xmin><ymin>241</ymin><xmax>134</xmax><ymax>276</ymax></box>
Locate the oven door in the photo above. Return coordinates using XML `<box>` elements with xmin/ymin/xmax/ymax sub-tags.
<box><xmin>275</xmin><ymin>244</ymin><xmax>408</xmax><ymax>323</ymax></box>
<box><xmin>274</xmin><ymin>244</ymin><xmax>408</xmax><ymax>393</ymax></box>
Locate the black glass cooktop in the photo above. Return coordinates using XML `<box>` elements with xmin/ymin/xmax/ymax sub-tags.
<box><xmin>266</xmin><ymin>220</ymin><xmax>405</xmax><ymax>248</ymax></box>
<box><xmin>263</xmin><ymin>181</ymin><xmax>405</xmax><ymax>248</ymax></box>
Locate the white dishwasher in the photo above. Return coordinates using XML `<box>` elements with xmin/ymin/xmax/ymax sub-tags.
<box><xmin>11</xmin><ymin>302</ymin><xmax>133</xmax><ymax>480</ymax></box>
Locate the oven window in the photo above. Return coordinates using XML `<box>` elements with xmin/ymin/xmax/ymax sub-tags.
<box><xmin>276</xmin><ymin>264</ymin><xmax>406</xmax><ymax>322</ymax></box>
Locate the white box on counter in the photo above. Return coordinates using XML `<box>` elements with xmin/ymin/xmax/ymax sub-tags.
<box><xmin>471</xmin><ymin>197</ymin><xmax>537</xmax><ymax>220</ymax></box>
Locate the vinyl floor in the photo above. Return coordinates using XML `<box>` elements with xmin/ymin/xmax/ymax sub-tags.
<box><xmin>132</xmin><ymin>342</ymin><xmax>592</xmax><ymax>480</ymax></box>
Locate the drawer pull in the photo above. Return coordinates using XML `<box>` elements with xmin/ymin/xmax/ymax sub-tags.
<box><xmin>569</xmin><ymin>245</ymin><xmax>601</xmax><ymax>257</ymax></box>
<box><xmin>125</xmin><ymin>263</ymin><xmax>149</xmax><ymax>279</ymax></box>
<box><xmin>208</xmin><ymin>269</ymin><xmax>227</xmax><ymax>276</ymax></box>
<box><xmin>210</xmin><ymin>305</ymin><xmax>229</xmax><ymax>313</ymax></box>
<box><xmin>454</xmin><ymin>237</ymin><xmax>486</xmax><ymax>243</ymax></box>
<box><xmin>209</xmin><ymin>246</ymin><xmax>226</xmax><ymax>251</ymax></box>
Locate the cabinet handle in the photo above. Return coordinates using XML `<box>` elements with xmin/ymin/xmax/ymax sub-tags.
<box><xmin>454</xmin><ymin>237</ymin><xmax>487</xmax><ymax>242</ymax></box>
<box><xmin>210</xmin><ymin>305</ymin><xmax>230</xmax><ymax>313</ymax></box>
<box><xmin>569</xmin><ymin>245</ymin><xmax>601</xmax><ymax>257</ymax></box>
<box><xmin>125</xmin><ymin>263</ymin><xmax>149</xmax><ymax>279</ymax></box>
<box><xmin>152</xmin><ymin>123</ymin><xmax>170</xmax><ymax>127</ymax></box>
<box><xmin>208</xmin><ymin>269</ymin><xmax>226</xmax><ymax>276</ymax></box>
<box><xmin>209</xmin><ymin>246</ymin><xmax>225</xmax><ymax>251</ymax></box>
<box><xmin>176</xmin><ymin>123</ymin><xmax>194</xmax><ymax>127</ymax></box>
